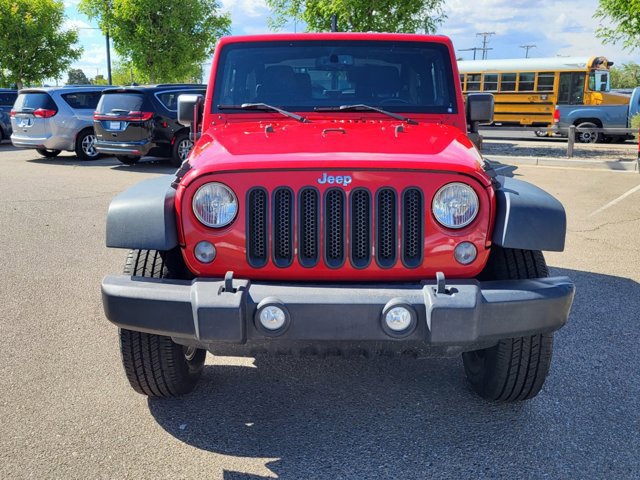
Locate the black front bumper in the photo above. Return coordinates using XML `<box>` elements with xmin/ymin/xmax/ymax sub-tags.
<box><xmin>101</xmin><ymin>275</ymin><xmax>575</xmax><ymax>348</ymax></box>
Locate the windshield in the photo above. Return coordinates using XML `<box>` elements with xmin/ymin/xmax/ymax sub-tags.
<box><xmin>589</xmin><ymin>70</ymin><xmax>610</xmax><ymax>92</ymax></box>
<box><xmin>212</xmin><ymin>40</ymin><xmax>457</xmax><ymax>114</ymax></box>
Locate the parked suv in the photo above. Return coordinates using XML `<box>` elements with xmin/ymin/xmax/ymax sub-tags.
<box><xmin>102</xmin><ymin>34</ymin><xmax>574</xmax><ymax>402</ymax></box>
<box><xmin>10</xmin><ymin>86</ymin><xmax>109</xmax><ymax>159</ymax></box>
<box><xmin>0</xmin><ymin>89</ymin><xmax>18</xmax><ymax>142</ymax></box>
<box><xmin>93</xmin><ymin>84</ymin><xmax>206</xmax><ymax>167</ymax></box>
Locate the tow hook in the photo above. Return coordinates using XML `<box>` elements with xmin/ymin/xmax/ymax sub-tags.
<box><xmin>435</xmin><ymin>271</ymin><xmax>451</xmax><ymax>295</ymax></box>
<box><xmin>221</xmin><ymin>271</ymin><xmax>237</xmax><ymax>294</ymax></box>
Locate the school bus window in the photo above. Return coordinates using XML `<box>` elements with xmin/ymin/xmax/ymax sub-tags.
<box><xmin>467</xmin><ymin>74</ymin><xmax>481</xmax><ymax>91</ymax></box>
<box><xmin>537</xmin><ymin>72</ymin><xmax>555</xmax><ymax>91</ymax></box>
<box><xmin>460</xmin><ymin>74</ymin><xmax>465</xmax><ymax>90</ymax></box>
<box><xmin>519</xmin><ymin>72</ymin><xmax>535</xmax><ymax>91</ymax></box>
<box><xmin>483</xmin><ymin>74</ymin><xmax>498</xmax><ymax>91</ymax></box>
<box><xmin>500</xmin><ymin>73</ymin><xmax>516</xmax><ymax>91</ymax></box>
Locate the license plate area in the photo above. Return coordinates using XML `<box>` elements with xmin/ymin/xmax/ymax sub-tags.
<box><xmin>108</xmin><ymin>121</ymin><xmax>123</xmax><ymax>130</ymax></box>
<box><xmin>17</xmin><ymin>117</ymin><xmax>32</xmax><ymax>127</ymax></box>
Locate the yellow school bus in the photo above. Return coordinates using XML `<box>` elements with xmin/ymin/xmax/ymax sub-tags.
<box><xmin>458</xmin><ymin>56</ymin><xmax>629</xmax><ymax>128</ymax></box>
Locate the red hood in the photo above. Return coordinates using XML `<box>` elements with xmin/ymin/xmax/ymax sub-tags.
<box><xmin>184</xmin><ymin>119</ymin><xmax>490</xmax><ymax>186</ymax></box>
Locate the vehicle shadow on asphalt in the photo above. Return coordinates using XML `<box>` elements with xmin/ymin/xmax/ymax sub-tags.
<box><xmin>147</xmin><ymin>268</ymin><xmax>640</xmax><ymax>479</ymax></box>
<box><xmin>26</xmin><ymin>155</ymin><xmax>177</xmax><ymax>173</ymax></box>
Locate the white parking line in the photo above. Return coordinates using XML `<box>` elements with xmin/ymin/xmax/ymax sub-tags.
<box><xmin>589</xmin><ymin>183</ymin><xmax>640</xmax><ymax>216</ymax></box>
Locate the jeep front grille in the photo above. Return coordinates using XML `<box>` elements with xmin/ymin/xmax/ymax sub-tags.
<box><xmin>247</xmin><ymin>188</ymin><xmax>268</xmax><ymax>267</ymax></box>
<box><xmin>247</xmin><ymin>186</ymin><xmax>424</xmax><ymax>269</ymax></box>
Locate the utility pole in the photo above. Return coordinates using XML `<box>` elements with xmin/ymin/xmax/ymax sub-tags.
<box><xmin>105</xmin><ymin>30</ymin><xmax>112</xmax><ymax>85</ymax></box>
<box><xmin>458</xmin><ymin>47</ymin><xmax>483</xmax><ymax>60</ymax></box>
<box><xmin>330</xmin><ymin>14</ymin><xmax>337</xmax><ymax>32</ymax></box>
<box><xmin>476</xmin><ymin>32</ymin><xmax>495</xmax><ymax>60</ymax></box>
<box><xmin>520</xmin><ymin>44</ymin><xmax>536</xmax><ymax>58</ymax></box>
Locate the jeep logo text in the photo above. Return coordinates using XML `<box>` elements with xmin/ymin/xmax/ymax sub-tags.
<box><xmin>317</xmin><ymin>173</ymin><xmax>352</xmax><ymax>187</ymax></box>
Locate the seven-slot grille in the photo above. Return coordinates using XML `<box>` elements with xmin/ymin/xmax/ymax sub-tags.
<box><xmin>247</xmin><ymin>186</ymin><xmax>424</xmax><ymax>269</ymax></box>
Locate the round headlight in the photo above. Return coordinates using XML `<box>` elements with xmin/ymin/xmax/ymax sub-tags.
<box><xmin>432</xmin><ymin>182</ymin><xmax>479</xmax><ymax>229</ymax></box>
<box><xmin>193</xmin><ymin>182</ymin><xmax>238</xmax><ymax>228</ymax></box>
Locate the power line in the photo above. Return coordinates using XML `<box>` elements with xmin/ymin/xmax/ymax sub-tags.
<box><xmin>476</xmin><ymin>32</ymin><xmax>495</xmax><ymax>60</ymax></box>
<box><xmin>458</xmin><ymin>47</ymin><xmax>483</xmax><ymax>61</ymax></box>
<box><xmin>520</xmin><ymin>44</ymin><xmax>536</xmax><ymax>58</ymax></box>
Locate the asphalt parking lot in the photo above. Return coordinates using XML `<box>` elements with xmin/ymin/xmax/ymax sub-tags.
<box><xmin>0</xmin><ymin>142</ymin><xmax>639</xmax><ymax>479</ymax></box>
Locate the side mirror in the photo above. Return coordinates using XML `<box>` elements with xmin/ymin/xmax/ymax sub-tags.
<box><xmin>466</xmin><ymin>93</ymin><xmax>494</xmax><ymax>133</ymax></box>
<box><xmin>177</xmin><ymin>94</ymin><xmax>204</xmax><ymax>140</ymax></box>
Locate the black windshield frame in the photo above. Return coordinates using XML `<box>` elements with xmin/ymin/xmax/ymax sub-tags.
<box><xmin>212</xmin><ymin>40</ymin><xmax>457</xmax><ymax>115</ymax></box>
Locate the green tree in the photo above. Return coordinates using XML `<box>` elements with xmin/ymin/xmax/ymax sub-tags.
<box><xmin>109</xmin><ymin>60</ymin><xmax>150</xmax><ymax>86</ymax></box>
<box><xmin>266</xmin><ymin>0</ymin><xmax>446</xmax><ymax>33</ymax></box>
<box><xmin>92</xmin><ymin>74</ymin><xmax>108</xmax><ymax>85</ymax></box>
<box><xmin>67</xmin><ymin>68</ymin><xmax>91</xmax><ymax>85</ymax></box>
<box><xmin>596</xmin><ymin>0</ymin><xmax>640</xmax><ymax>51</ymax></box>
<box><xmin>0</xmin><ymin>0</ymin><xmax>82</xmax><ymax>89</ymax></box>
<box><xmin>610</xmin><ymin>63</ymin><xmax>640</xmax><ymax>89</ymax></box>
<box><xmin>79</xmin><ymin>0</ymin><xmax>231</xmax><ymax>83</ymax></box>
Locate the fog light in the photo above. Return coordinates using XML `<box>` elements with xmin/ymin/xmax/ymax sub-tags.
<box><xmin>194</xmin><ymin>241</ymin><xmax>216</xmax><ymax>263</ymax></box>
<box><xmin>454</xmin><ymin>242</ymin><xmax>477</xmax><ymax>265</ymax></box>
<box><xmin>259</xmin><ymin>306</ymin><xmax>287</xmax><ymax>331</ymax></box>
<box><xmin>385</xmin><ymin>307</ymin><xmax>413</xmax><ymax>331</ymax></box>
<box><xmin>381</xmin><ymin>301</ymin><xmax>417</xmax><ymax>338</ymax></box>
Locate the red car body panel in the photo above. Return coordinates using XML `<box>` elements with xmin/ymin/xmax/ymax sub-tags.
<box><xmin>174</xmin><ymin>33</ymin><xmax>495</xmax><ymax>280</ymax></box>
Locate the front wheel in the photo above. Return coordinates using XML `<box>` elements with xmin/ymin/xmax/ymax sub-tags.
<box><xmin>119</xmin><ymin>249</ymin><xmax>205</xmax><ymax>397</ymax></box>
<box><xmin>462</xmin><ymin>247</ymin><xmax>555</xmax><ymax>401</ymax></box>
<box><xmin>120</xmin><ymin>329</ymin><xmax>206</xmax><ymax>397</ymax></box>
<box><xmin>36</xmin><ymin>148</ymin><xmax>61</xmax><ymax>158</ymax></box>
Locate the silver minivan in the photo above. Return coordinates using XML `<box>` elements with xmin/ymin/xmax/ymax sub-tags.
<box><xmin>10</xmin><ymin>86</ymin><xmax>110</xmax><ymax>160</ymax></box>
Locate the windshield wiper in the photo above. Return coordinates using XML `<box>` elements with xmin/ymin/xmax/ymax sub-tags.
<box><xmin>218</xmin><ymin>103</ymin><xmax>308</xmax><ymax>123</ymax></box>
<box><xmin>315</xmin><ymin>104</ymin><xmax>417</xmax><ymax>125</ymax></box>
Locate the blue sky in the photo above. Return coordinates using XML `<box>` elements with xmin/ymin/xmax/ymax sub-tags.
<box><xmin>62</xmin><ymin>0</ymin><xmax>639</xmax><ymax>82</ymax></box>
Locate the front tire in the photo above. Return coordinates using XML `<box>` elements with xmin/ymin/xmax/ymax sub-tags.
<box><xmin>75</xmin><ymin>129</ymin><xmax>100</xmax><ymax>160</ymax></box>
<box><xmin>462</xmin><ymin>247</ymin><xmax>555</xmax><ymax>401</ymax></box>
<box><xmin>119</xmin><ymin>249</ymin><xmax>205</xmax><ymax>397</ymax></box>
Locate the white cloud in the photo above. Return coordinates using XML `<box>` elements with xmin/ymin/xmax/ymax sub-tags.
<box><xmin>442</xmin><ymin>0</ymin><xmax>639</xmax><ymax>63</ymax></box>
<box><xmin>220</xmin><ymin>0</ymin><xmax>268</xmax><ymax>19</ymax></box>
<box><xmin>63</xmin><ymin>0</ymin><xmax>639</xmax><ymax>75</ymax></box>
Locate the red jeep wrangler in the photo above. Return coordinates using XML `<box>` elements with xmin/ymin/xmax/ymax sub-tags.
<box><xmin>102</xmin><ymin>33</ymin><xmax>574</xmax><ymax>402</ymax></box>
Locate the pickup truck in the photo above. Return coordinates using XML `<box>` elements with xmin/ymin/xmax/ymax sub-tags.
<box><xmin>553</xmin><ymin>86</ymin><xmax>640</xmax><ymax>143</ymax></box>
<box><xmin>101</xmin><ymin>33</ymin><xmax>574</xmax><ymax>403</ymax></box>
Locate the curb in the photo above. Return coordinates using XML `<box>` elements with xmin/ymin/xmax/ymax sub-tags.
<box><xmin>485</xmin><ymin>154</ymin><xmax>639</xmax><ymax>172</ymax></box>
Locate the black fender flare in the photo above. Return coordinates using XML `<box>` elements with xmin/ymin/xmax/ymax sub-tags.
<box><xmin>492</xmin><ymin>176</ymin><xmax>566</xmax><ymax>252</ymax></box>
<box><xmin>106</xmin><ymin>175</ymin><xmax>178</xmax><ymax>250</ymax></box>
